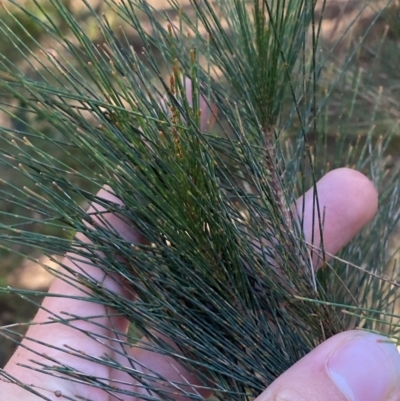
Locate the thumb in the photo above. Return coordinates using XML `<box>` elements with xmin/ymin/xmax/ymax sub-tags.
<box><xmin>257</xmin><ymin>331</ymin><xmax>400</xmax><ymax>401</ymax></box>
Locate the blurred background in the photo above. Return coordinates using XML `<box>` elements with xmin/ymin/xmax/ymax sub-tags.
<box><xmin>0</xmin><ymin>0</ymin><xmax>399</xmax><ymax>367</ymax></box>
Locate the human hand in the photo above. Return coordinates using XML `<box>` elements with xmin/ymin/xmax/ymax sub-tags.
<box><xmin>2</xmin><ymin>167</ymin><xmax>398</xmax><ymax>401</ymax></box>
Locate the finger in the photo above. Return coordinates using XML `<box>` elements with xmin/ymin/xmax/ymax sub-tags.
<box><xmin>44</xmin><ymin>187</ymin><xmax>140</xmax><ymax>323</ymax></box>
<box><xmin>256</xmin><ymin>330</ymin><xmax>400</xmax><ymax>401</ymax></box>
<box><xmin>5</xmin><ymin>187</ymin><xmax>143</xmax><ymax>396</ymax></box>
<box><xmin>35</xmin><ymin>187</ymin><xmax>140</xmax><ymax>329</ymax></box>
<box><xmin>111</xmin><ymin>337</ymin><xmax>211</xmax><ymax>401</ymax></box>
<box><xmin>296</xmin><ymin>168</ymin><xmax>378</xmax><ymax>267</ymax></box>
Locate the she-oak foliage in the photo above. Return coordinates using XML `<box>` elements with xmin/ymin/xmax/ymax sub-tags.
<box><xmin>0</xmin><ymin>0</ymin><xmax>399</xmax><ymax>400</ymax></box>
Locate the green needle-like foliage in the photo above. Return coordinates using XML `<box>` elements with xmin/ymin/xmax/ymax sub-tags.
<box><xmin>0</xmin><ymin>0</ymin><xmax>399</xmax><ymax>400</ymax></box>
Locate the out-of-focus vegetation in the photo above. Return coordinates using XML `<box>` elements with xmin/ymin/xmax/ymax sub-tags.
<box><xmin>0</xmin><ymin>0</ymin><xmax>399</xmax><ymax>368</ymax></box>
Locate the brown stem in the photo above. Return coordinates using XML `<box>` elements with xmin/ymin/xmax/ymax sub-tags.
<box><xmin>264</xmin><ymin>126</ymin><xmax>291</xmax><ymax>230</ymax></box>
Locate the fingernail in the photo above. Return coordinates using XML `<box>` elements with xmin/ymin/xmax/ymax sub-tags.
<box><xmin>326</xmin><ymin>334</ymin><xmax>400</xmax><ymax>401</ymax></box>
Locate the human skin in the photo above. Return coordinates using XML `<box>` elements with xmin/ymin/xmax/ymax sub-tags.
<box><xmin>2</xmin><ymin>167</ymin><xmax>400</xmax><ymax>401</ymax></box>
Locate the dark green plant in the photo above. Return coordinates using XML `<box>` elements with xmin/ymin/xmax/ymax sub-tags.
<box><xmin>0</xmin><ymin>0</ymin><xmax>399</xmax><ymax>400</ymax></box>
